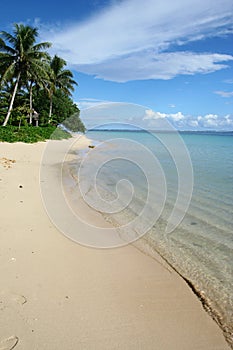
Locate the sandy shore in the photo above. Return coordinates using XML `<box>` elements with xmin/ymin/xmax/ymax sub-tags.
<box><xmin>0</xmin><ymin>136</ymin><xmax>229</xmax><ymax>349</ymax></box>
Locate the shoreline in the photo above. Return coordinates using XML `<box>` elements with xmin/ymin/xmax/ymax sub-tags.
<box><xmin>0</xmin><ymin>136</ymin><xmax>230</xmax><ymax>349</ymax></box>
<box><xmin>80</xmin><ymin>131</ymin><xmax>233</xmax><ymax>347</ymax></box>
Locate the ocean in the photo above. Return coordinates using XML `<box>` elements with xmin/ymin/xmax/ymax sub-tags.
<box><xmin>70</xmin><ymin>130</ymin><xmax>233</xmax><ymax>344</ymax></box>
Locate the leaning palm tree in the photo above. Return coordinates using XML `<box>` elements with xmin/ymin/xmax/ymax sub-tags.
<box><xmin>0</xmin><ymin>23</ymin><xmax>51</xmax><ymax>126</ymax></box>
<box><xmin>47</xmin><ymin>55</ymin><xmax>77</xmax><ymax>122</ymax></box>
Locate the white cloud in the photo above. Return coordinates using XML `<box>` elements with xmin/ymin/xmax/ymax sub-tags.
<box><xmin>188</xmin><ymin>120</ymin><xmax>199</xmax><ymax>127</ymax></box>
<box><xmin>40</xmin><ymin>0</ymin><xmax>233</xmax><ymax>82</ymax></box>
<box><xmin>180</xmin><ymin>113</ymin><xmax>233</xmax><ymax>130</ymax></box>
<box><xmin>169</xmin><ymin>112</ymin><xmax>185</xmax><ymax>121</ymax></box>
<box><xmin>142</xmin><ymin>110</ymin><xmax>233</xmax><ymax>130</ymax></box>
<box><xmin>144</xmin><ymin>110</ymin><xmax>185</xmax><ymax>121</ymax></box>
<box><xmin>80</xmin><ymin>103</ymin><xmax>233</xmax><ymax>130</ymax></box>
<box><xmin>214</xmin><ymin>90</ymin><xmax>233</xmax><ymax>98</ymax></box>
<box><xmin>143</xmin><ymin>110</ymin><xmax>167</xmax><ymax>120</ymax></box>
<box><xmin>76</xmin><ymin>98</ymin><xmax>111</xmax><ymax>110</ymax></box>
<box><xmin>75</xmin><ymin>52</ymin><xmax>233</xmax><ymax>82</ymax></box>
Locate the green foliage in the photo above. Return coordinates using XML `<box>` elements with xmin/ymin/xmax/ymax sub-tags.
<box><xmin>52</xmin><ymin>90</ymin><xmax>79</xmax><ymax>124</ymax></box>
<box><xmin>33</xmin><ymin>89</ymin><xmax>80</xmax><ymax>126</ymax></box>
<box><xmin>0</xmin><ymin>82</ymin><xmax>13</xmax><ymax>121</ymax></box>
<box><xmin>0</xmin><ymin>24</ymin><xmax>51</xmax><ymax>126</ymax></box>
<box><xmin>61</xmin><ymin>113</ymin><xmax>86</xmax><ymax>133</ymax></box>
<box><xmin>0</xmin><ymin>125</ymin><xmax>71</xmax><ymax>143</ymax></box>
<box><xmin>0</xmin><ymin>23</ymin><xmax>86</xmax><ymax>135</ymax></box>
<box><xmin>12</xmin><ymin>105</ymin><xmax>29</xmax><ymax>127</ymax></box>
<box><xmin>48</xmin><ymin>55</ymin><xmax>77</xmax><ymax>97</ymax></box>
<box><xmin>31</xmin><ymin>88</ymin><xmax>50</xmax><ymax>125</ymax></box>
<box><xmin>49</xmin><ymin>127</ymin><xmax>72</xmax><ymax>140</ymax></box>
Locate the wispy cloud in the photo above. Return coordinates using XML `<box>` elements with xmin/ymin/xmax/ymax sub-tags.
<box><xmin>76</xmin><ymin>98</ymin><xmax>111</xmax><ymax>110</ymax></box>
<box><xmin>214</xmin><ymin>90</ymin><xmax>233</xmax><ymax>98</ymax></box>
<box><xmin>223</xmin><ymin>79</ymin><xmax>233</xmax><ymax>84</ymax></box>
<box><xmin>76</xmin><ymin>52</ymin><xmax>233</xmax><ymax>82</ymax></box>
<box><xmin>40</xmin><ymin>0</ymin><xmax>233</xmax><ymax>82</ymax></box>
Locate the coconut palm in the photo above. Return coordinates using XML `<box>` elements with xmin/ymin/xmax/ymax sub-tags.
<box><xmin>0</xmin><ymin>23</ymin><xmax>51</xmax><ymax>126</ymax></box>
<box><xmin>47</xmin><ymin>55</ymin><xmax>77</xmax><ymax>122</ymax></box>
<box><xmin>23</xmin><ymin>59</ymin><xmax>50</xmax><ymax>124</ymax></box>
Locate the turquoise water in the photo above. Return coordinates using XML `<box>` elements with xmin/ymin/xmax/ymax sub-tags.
<box><xmin>77</xmin><ymin>130</ymin><xmax>233</xmax><ymax>343</ymax></box>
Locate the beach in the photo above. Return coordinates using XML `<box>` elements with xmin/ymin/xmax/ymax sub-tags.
<box><xmin>0</xmin><ymin>136</ymin><xmax>230</xmax><ymax>349</ymax></box>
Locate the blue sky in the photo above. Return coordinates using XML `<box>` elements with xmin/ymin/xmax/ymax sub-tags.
<box><xmin>1</xmin><ymin>0</ymin><xmax>233</xmax><ymax>130</ymax></box>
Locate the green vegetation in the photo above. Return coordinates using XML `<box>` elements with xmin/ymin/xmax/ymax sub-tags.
<box><xmin>47</xmin><ymin>54</ymin><xmax>77</xmax><ymax>122</ymax></box>
<box><xmin>0</xmin><ymin>23</ymin><xmax>85</xmax><ymax>142</ymax></box>
<box><xmin>0</xmin><ymin>125</ymin><xmax>71</xmax><ymax>143</ymax></box>
<box><xmin>62</xmin><ymin>113</ymin><xmax>86</xmax><ymax>133</ymax></box>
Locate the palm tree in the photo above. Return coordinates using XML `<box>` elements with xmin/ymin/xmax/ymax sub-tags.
<box><xmin>0</xmin><ymin>23</ymin><xmax>51</xmax><ymax>126</ymax></box>
<box><xmin>23</xmin><ymin>59</ymin><xmax>50</xmax><ymax>124</ymax></box>
<box><xmin>47</xmin><ymin>55</ymin><xmax>77</xmax><ymax>122</ymax></box>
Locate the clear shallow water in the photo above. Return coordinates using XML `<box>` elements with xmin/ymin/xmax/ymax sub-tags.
<box><xmin>77</xmin><ymin>130</ymin><xmax>233</xmax><ymax>343</ymax></box>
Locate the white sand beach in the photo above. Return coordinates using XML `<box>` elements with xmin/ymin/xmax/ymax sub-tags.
<box><xmin>0</xmin><ymin>136</ymin><xmax>229</xmax><ymax>349</ymax></box>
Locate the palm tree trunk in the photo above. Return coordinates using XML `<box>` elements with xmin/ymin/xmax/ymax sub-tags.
<box><xmin>29</xmin><ymin>81</ymin><xmax>33</xmax><ymax>124</ymax></box>
<box><xmin>3</xmin><ymin>72</ymin><xmax>21</xmax><ymax>126</ymax></box>
<box><xmin>48</xmin><ymin>94</ymin><xmax>53</xmax><ymax>123</ymax></box>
